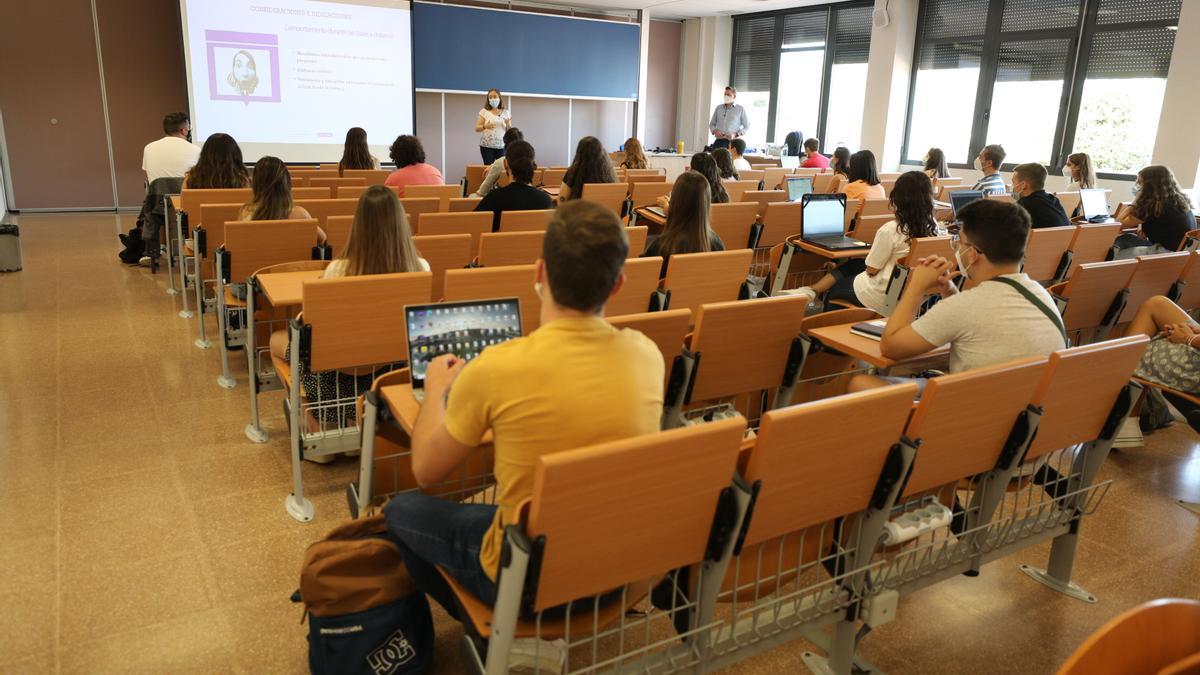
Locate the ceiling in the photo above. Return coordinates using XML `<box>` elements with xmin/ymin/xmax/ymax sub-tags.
<box><xmin>532</xmin><ymin>0</ymin><xmax>851</xmax><ymax>20</ymax></box>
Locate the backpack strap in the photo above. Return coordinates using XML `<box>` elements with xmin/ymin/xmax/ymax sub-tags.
<box><xmin>988</xmin><ymin>276</ymin><xmax>1069</xmax><ymax>347</ymax></box>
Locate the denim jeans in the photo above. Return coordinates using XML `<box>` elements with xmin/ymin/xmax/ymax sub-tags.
<box><xmin>384</xmin><ymin>492</ymin><xmax>499</xmax><ymax>621</ymax></box>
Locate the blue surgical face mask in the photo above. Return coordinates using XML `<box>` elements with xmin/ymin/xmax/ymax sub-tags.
<box><xmin>1132</xmin><ymin>183</ymin><xmax>1141</xmax><ymax>196</ymax></box>
<box><xmin>489</xmin><ymin>97</ymin><xmax>500</xmax><ymax>107</ymax></box>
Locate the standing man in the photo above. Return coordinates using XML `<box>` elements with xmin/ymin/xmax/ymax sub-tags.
<box><xmin>135</xmin><ymin>112</ymin><xmax>200</xmax><ymax>266</ymax></box>
<box><xmin>709</xmin><ymin>86</ymin><xmax>749</xmax><ymax>150</ymax></box>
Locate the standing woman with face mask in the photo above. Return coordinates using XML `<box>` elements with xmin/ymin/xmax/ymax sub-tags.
<box><xmin>476</xmin><ymin>88</ymin><xmax>512</xmax><ymax>164</ymax></box>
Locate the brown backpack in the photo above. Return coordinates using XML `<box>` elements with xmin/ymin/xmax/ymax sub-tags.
<box><xmin>298</xmin><ymin>513</ymin><xmax>417</xmax><ymax>617</ymax></box>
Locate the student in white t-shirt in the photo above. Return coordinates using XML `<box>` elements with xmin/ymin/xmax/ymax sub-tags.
<box><xmin>142</xmin><ymin>112</ymin><xmax>200</xmax><ymax>183</ymax></box>
<box><xmin>730</xmin><ymin>138</ymin><xmax>752</xmax><ymax>172</ymax></box>
<box><xmin>849</xmin><ymin>199</ymin><xmax>1067</xmax><ymax>393</ymax></box>
<box><xmin>786</xmin><ymin>171</ymin><xmax>939</xmax><ymax>315</ymax></box>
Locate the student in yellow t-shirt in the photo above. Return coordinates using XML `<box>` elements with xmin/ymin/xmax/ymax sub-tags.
<box><xmin>383</xmin><ymin>200</ymin><xmax>665</xmax><ymax>616</ymax></box>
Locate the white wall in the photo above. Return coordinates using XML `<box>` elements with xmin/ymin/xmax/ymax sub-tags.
<box><xmin>1151</xmin><ymin>0</ymin><xmax>1200</xmax><ymax>188</ymax></box>
<box><xmin>677</xmin><ymin>16</ymin><xmax>733</xmax><ymax>154</ymax></box>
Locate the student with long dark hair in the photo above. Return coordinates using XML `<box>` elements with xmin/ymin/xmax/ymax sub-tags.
<box><xmin>712</xmin><ymin>147</ymin><xmax>739</xmax><ymax>180</ymax></box>
<box><xmin>338</xmin><ymin>127</ymin><xmax>380</xmax><ymax>174</ymax></box>
<box><xmin>559</xmin><ymin>136</ymin><xmax>617</xmax><ymax>201</ymax></box>
<box><xmin>690</xmin><ymin>152</ymin><xmax>729</xmax><ymax>203</ymax></box>
<box><xmin>1116</xmin><ymin>165</ymin><xmax>1196</xmax><ymax>253</ymax></box>
<box><xmin>922</xmin><ymin>148</ymin><xmax>949</xmax><ymax>179</ymax></box>
<box><xmin>238</xmin><ymin>157</ymin><xmax>312</xmax><ymax>222</ymax></box>
<box><xmin>182</xmin><ymin>133</ymin><xmax>250</xmax><ymax>189</ymax></box>
<box><xmin>786</xmin><ymin>171</ymin><xmax>939</xmax><ymax>315</ymax></box>
<box><xmin>643</xmin><ymin>172</ymin><xmax>725</xmax><ymax>278</ymax></box>
<box><xmin>474</xmin><ymin>140</ymin><xmax>552</xmax><ymax>231</ymax></box>
<box><xmin>473</xmin><ymin>128</ymin><xmax>524</xmax><ymax>198</ymax></box>
<box><xmin>844</xmin><ymin>149</ymin><xmax>885</xmax><ymax>202</ymax></box>
<box><xmin>831</xmin><ymin>146</ymin><xmax>851</xmax><ymax>178</ymax></box>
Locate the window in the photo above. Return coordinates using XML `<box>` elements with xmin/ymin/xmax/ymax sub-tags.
<box><xmin>730</xmin><ymin>2</ymin><xmax>874</xmax><ymax>152</ymax></box>
<box><xmin>902</xmin><ymin>0</ymin><xmax>1181</xmax><ymax>177</ymax></box>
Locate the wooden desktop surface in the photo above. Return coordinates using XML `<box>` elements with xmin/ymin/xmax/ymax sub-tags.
<box><xmin>379</xmin><ymin>383</ymin><xmax>494</xmax><ymax>444</ymax></box>
<box><xmin>806</xmin><ymin>322</ymin><xmax>949</xmax><ymax>370</ymax></box>
<box><xmin>256</xmin><ymin>270</ymin><xmax>324</xmax><ymax>306</ymax></box>
<box><xmin>170</xmin><ymin>195</ymin><xmax>182</xmax><ymax>210</ymax></box>
<box><xmin>634</xmin><ymin>206</ymin><xmax>667</xmax><ymax>227</ymax></box>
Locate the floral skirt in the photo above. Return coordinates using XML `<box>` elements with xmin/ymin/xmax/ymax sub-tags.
<box><xmin>1133</xmin><ymin>337</ymin><xmax>1200</xmax><ymax>394</ymax></box>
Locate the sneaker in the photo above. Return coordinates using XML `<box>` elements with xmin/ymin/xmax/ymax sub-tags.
<box><xmin>780</xmin><ymin>286</ymin><xmax>817</xmax><ymax>302</ymax></box>
<box><xmin>138</xmin><ymin>255</ymin><xmax>153</xmax><ymax>266</ymax></box>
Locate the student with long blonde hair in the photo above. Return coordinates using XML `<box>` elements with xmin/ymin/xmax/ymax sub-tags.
<box><xmin>620</xmin><ymin>138</ymin><xmax>648</xmax><ymax>170</ymax></box>
<box><xmin>325</xmin><ymin>185</ymin><xmax>429</xmax><ymax>278</ymax></box>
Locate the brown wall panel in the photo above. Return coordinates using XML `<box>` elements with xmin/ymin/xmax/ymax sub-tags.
<box><xmin>96</xmin><ymin>0</ymin><xmax>189</xmax><ymax>207</ymax></box>
<box><xmin>0</xmin><ymin>1</ymin><xmax>114</xmax><ymax>209</ymax></box>
<box><xmin>645</xmin><ymin>20</ymin><xmax>682</xmax><ymax>150</ymax></box>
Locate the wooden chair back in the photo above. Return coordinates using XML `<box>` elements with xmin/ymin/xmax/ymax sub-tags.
<box><xmin>224</xmin><ymin>219</ymin><xmax>320</xmax><ymax>283</ymax></box>
<box><xmin>464</xmin><ymin>164</ymin><xmax>489</xmax><ymax>194</ymax></box>
<box><xmin>413</xmin><ymin>233</ymin><xmax>472</xmax><ymax>301</ymax></box>
<box><xmin>499</xmin><ymin>209</ymin><xmax>553</xmax><ymax>232</ymax></box>
<box><xmin>443</xmin><ymin>264</ymin><xmax>541</xmax><ymax>332</ymax></box>
<box><xmin>336</xmin><ymin>185</ymin><xmax>399</xmax><ymax>199</ymax></box>
<box><xmin>339</xmin><ymin>169</ymin><xmax>391</xmax><ymax>185</ymax></box>
<box><xmin>938</xmin><ymin>184</ymin><xmax>976</xmax><ymax>201</ymax></box>
<box><xmin>1172</xmin><ymin>251</ymin><xmax>1200</xmax><ymax>312</ymax></box>
<box><xmin>626</xmin><ymin>174</ymin><xmax>667</xmax><ymax>186</ymax></box>
<box><xmin>625</xmin><ymin>168</ymin><xmax>665</xmax><ymax>177</ymax></box>
<box><xmin>724</xmin><ymin>179</ymin><xmax>760</xmax><ymax>204</ymax></box>
<box><xmin>526</xmin><ymin>416</ymin><xmax>745</xmax><ymax>611</ymax></box>
<box><xmin>881</xmin><ymin>180</ymin><xmax>896</xmax><ymax>198</ymax></box>
<box><xmin>1025</xmin><ymin>335</ymin><xmax>1148</xmax><ymax>462</ymax></box>
<box><xmin>323</xmin><ymin>216</ymin><xmax>353</xmax><ymax>253</ymax></box>
<box><xmin>878</xmin><ymin>172</ymin><xmax>903</xmax><ymax>182</ymax></box>
<box><xmin>301</xmin><ymin>271</ymin><xmax>434</xmax><ymax>372</ymax></box>
<box><xmin>1056</xmin><ymin>191</ymin><xmax>1082</xmax><ymax>215</ymax></box>
<box><xmin>449</xmin><ymin>197</ymin><xmax>481</xmax><ymax>213</ymax></box>
<box><xmin>540</xmin><ymin>168</ymin><xmax>567</xmax><ymax>187</ymax></box>
<box><xmin>626</xmin><ymin>226</ymin><xmax>648</xmax><ymax>259</ymax></box>
<box><xmin>318</xmin><ymin>163</ymin><xmax>339</xmax><ymax>171</ymax></box>
<box><xmin>629</xmin><ymin>181</ymin><xmax>672</xmax><ymax>209</ymax></box>
<box><xmin>287</xmin><ymin>171</ymin><xmax>321</xmax><ymax>186</ymax></box>
<box><xmin>738</xmin><ymin>169</ymin><xmax>765</xmax><ymax>188</ymax></box>
<box><xmin>902</xmin><ymin>235</ymin><xmax>954</xmax><ymax>267</ymax></box>
<box><xmin>711</xmin><ymin>220</ymin><xmax>757</xmax><ymax>250</ymax></box>
<box><xmin>1058</xmin><ymin>260</ymin><xmax>1136</xmax><ymax>333</ymax></box>
<box><xmin>403</xmin><ymin>184</ymin><xmax>462</xmax><ymax>211</ymax></box>
<box><xmin>607</xmin><ymin>309</ymin><xmax>691</xmax><ymax>389</ymax></box>
<box><xmin>581</xmin><ymin>183</ymin><xmax>630</xmax><ymax>217</ymax></box>
<box><xmin>762</xmin><ymin>167</ymin><xmax>791</xmax><ymax>190</ymax></box>
<box><xmin>293</xmin><ymin>186</ymin><xmax>333</xmax><ymax>200</ymax></box>
<box><xmin>933</xmin><ymin>176</ymin><xmax>962</xmax><ymax>188</ymax></box>
<box><xmin>397</xmin><ymin>197</ymin><xmax>440</xmax><ymax>230</ymax></box>
<box><xmin>180</xmin><ymin>188</ymin><xmax>252</xmax><ymax>220</ymax></box>
<box><xmin>294</xmin><ymin>198</ymin><xmax>358</xmax><ymax>227</ymax></box>
<box><xmin>416</xmin><ymin>211</ymin><xmax>493</xmax><ymax>252</ymax></box>
<box><xmin>986</xmin><ymin>193</ymin><xmax>1015</xmax><ymax>203</ymax></box>
<box><xmin>741</xmin><ymin>190</ymin><xmax>788</xmax><ymax>218</ymax></box>
<box><xmin>197</xmin><ymin>203</ymin><xmax>245</xmax><ymax>262</ymax></box>
<box><xmin>742</xmin><ymin>383</ymin><xmax>919</xmax><ymax>546</ymax></box>
<box><xmin>310</xmin><ymin>177</ymin><xmax>366</xmax><ymax>190</ymax></box>
<box><xmin>903</xmin><ymin>358</ymin><xmax>1047</xmax><ymax>496</ymax></box>
<box><xmin>759</xmin><ymin>201</ymin><xmax>802</xmax><ymax>248</ymax></box>
<box><xmin>1057</xmin><ymin>598</ymin><xmax>1200</xmax><ymax>675</ymax></box>
<box><xmin>861</xmin><ymin>198</ymin><xmax>892</xmax><ymax>218</ymax></box>
<box><xmin>1023</xmin><ymin>226</ymin><xmax>1076</xmax><ymax>282</ymax></box>
<box><xmin>1067</xmin><ymin>223</ymin><xmax>1122</xmax><ymax>275</ymax></box>
<box><xmin>1118</xmin><ymin>252</ymin><xmax>1191</xmax><ymax>323</ymax></box>
<box><xmin>687</xmin><ymin>295</ymin><xmax>808</xmax><ymax>403</ymax></box>
<box><xmin>710</xmin><ymin>202</ymin><xmax>760</xmax><ymax>231</ymax></box>
<box><xmin>851</xmin><ymin>214</ymin><xmax>892</xmax><ymax>243</ymax></box>
<box><xmin>843</xmin><ymin>199</ymin><xmax>862</xmax><ymax>231</ymax></box>
<box><xmin>662</xmin><ymin>249</ymin><xmax>754</xmax><ymax>316</ymax></box>
<box><xmin>477</xmin><ymin>231</ymin><xmax>545</xmax><ymax>267</ymax></box>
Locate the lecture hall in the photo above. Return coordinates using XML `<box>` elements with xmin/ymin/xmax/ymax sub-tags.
<box><xmin>2</xmin><ymin>0</ymin><xmax>1200</xmax><ymax>672</ymax></box>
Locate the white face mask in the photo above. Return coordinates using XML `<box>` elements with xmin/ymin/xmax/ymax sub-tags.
<box><xmin>724</xmin><ymin>95</ymin><xmax>735</xmax><ymax>104</ymax></box>
<box><xmin>954</xmin><ymin>246</ymin><xmax>973</xmax><ymax>281</ymax></box>
<box><xmin>973</xmin><ymin>157</ymin><xmax>983</xmax><ymax>171</ymax></box>
<box><xmin>488</xmin><ymin>97</ymin><xmax>500</xmax><ymax>107</ymax></box>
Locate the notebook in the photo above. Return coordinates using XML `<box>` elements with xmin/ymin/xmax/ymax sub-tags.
<box><xmin>850</xmin><ymin>319</ymin><xmax>886</xmax><ymax>341</ymax></box>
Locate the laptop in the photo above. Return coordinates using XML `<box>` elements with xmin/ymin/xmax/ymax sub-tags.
<box><xmin>780</xmin><ymin>155</ymin><xmax>801</xmax><ymax>169</ymax></box>
<box><xmin>785</xmin><ymin>176</ymin><xmax>814</xmax><ymax>202</ymax></box>
<box><xmin>405</xmin><ymin>298</ymin><xmax>522</xmax><ymax>402</ymax></box>
<box><xmin>800</xmin><ymin>194</ymin><xmax>867</xmax><ymax>250</ymax></box>
<box><xmin>949</xmin><ymin>190</ymin><xmax>984</xmax><ymax>219</ymax></box>
<box><xmin>1079</xmin><ymin>188</ymin><xmax>1110</xmax><ymax>223</ymax></box>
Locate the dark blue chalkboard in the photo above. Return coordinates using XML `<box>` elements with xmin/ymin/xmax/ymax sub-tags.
<box><xmin>413</xmin><ymin>2</ymin><xmax>640</xmax><ymax>100</ymax></box>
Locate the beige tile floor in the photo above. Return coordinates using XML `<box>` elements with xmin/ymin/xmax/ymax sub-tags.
<box><xmin>1</xmin><ymin>211</ymin><xmax>1197</xmax><ymax>674</ymax></box>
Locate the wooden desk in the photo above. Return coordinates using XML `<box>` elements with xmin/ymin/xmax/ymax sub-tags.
<box><xmin>170</xmin><ymin>195</ymin><xmax>182</xmax><ymax>210</ymax></box>
<box><xmin>634</xmin><ymin>206</ymin><xmax>667</xmax><ymax>228</ymax></box>
<box><xmin>806</xmin><ymin>322</ymin><xmax>949</xmax><ymax>370</ymax></box>
<box><xmin>379</xmin><ymin>383</ymin><xmax>494</xmax><ymax>445</ymax></box>
<box><xmin>257</xmin><ymin>270</ymin><xmax>324</xmax><ymax>306</ymax></box>
<box><xmin>789</xmin><ymin>235</ymin><xmax>870</xmax><ymax>260</ymax></box>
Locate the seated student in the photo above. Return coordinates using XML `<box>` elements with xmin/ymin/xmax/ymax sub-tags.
<box><xmin>831</xmin><ymin>146</ymin><xmax>851</xmax><ymax>178</ymax></box>
<box><xmin>800</xmin><ymin>138</ymin><xmax>831</xmax><ymax>169</ymax></box>
<box><xmin>1064</xmin><ymin>152</ymin><xmax>1096</xmax><ymax>193</ymax></box>
<box><xmin>843</xmin><ymin>150</ymin><xmax>886</xmax><ymax>203</ymax></box>
<box><xmin>472</xmin><ymin>128</ymin><xmax>523</xmax><ymax>198</ymax></box>
<box><xmin>730</xmin><ymin>138</ymin><xmax>753</xmax><ymax>172</ymax></box>
<box><xmin>620</xmin><ymin>137</ymin><xmax>649</xmax><ymax>170</ymax></box>
<box><xmin>323</xmin><ymin>185</ymin><xmax>430</xmax><ymax>278</ymax></box>
<box><xmin>1115</xmin><ymin>165</ymin><xmax>1195</xmax><ymax>255</ymax></box>
<box><xmin>712</xmin><ymin>147</ymin><xmax>739</xmax><ymax>180</ymax></box>
<box><xmin>337</xmin><ymin>127</ymin><xmax>381</xmax><ymax>174</ymax></box>
<box><xmin>132</xmin><ymin>112</ymin><xmax>199</xmax><ymax>265</ymax></box>
<box><xmin>690</xmin><ymin>152</ymin><xmax>729</xmax><ymax>204</ymax></box>
<box><xmin>848</xmin><ymin>200</ymin><xmax>1066</xmax><ymax>393</ymax></box>
<box><xmin>237</xmin><ymin>156</ymin><xmax>314</xmax><ymax>223</ymax></box>
<box><xmin>923</xmin><ymin>148</ymin><xmax>949</xmax><ymax>180</ymax></box>
<box><xmin>785</xmin><ymin>171</ymin><xmax>939</xmax><ymax>315</ymax></box>
<box><xmin>384</xmin><ymin>135</ymin><xmax>444</xmax><ymax>197</ymax></box>
<box><xmin>559</xmin><ymin>136</ymin><xmax>617</xmax><ymax>201</ymax></box>
<box><xmin>971</xmin><ymin>144</ymin><xmax>1007</xmax><ymax>195</ymax></box>
<box><xmin>383</xmin><ymin>200</ymin><xmax>663</xmax><ymax>617</ymax></box>
<box><xmin>1012</xmin><ymin>162</ymin><xmax>1070</xmax><ymax>229</ymax></box>
<box><xmin>643</xmin><ymin>172</ymin><xmax>725</xmax><ymax>278</ymax></box>
<box><xmin>473</xmin><ymin>140</ymin><xmax>553</xmax><ymax>231</ymax></box>
<box><xmin>1127</xmin><ymin>295</ymin><xmax>1200</xmax><ymax>395</ymax></box>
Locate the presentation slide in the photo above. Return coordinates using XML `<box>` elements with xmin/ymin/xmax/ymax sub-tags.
<box><xmin>179</xmin><ymin>0</ymin><xmax>413</xmax><ymax>163</ymax></box>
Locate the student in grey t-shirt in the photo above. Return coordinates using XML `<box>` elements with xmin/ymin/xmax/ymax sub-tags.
<box><xmin>849</xmin><ymin>200</ymin><xmax>1067</xmax><ymax>393</ymax></box>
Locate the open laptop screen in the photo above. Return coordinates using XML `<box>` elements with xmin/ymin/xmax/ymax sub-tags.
<box><xmin>406</xmin><ymin>298</ymin><xmax>522</xmax><ymax>388</ymax></box>
<box><xmin>1079</xmin><ymin>188</ymin><xmax>1109</xmax><ymax>219</ymax></box>
<box><xmin>950</xmin><ymin>190</ymin><xmax>984</xmax><ymax>218</ymax></box>
<box><xmin>802</xmin><ymin>194</ymin><xmax>845</xmax><ymax>238</ymax></box>
<box><xmin>780</xmin><ymin>155</ymin><xmax>801</xmax><ymax>169</ymax></box>
<box><xmin>786</xmin><ymin>176</ymin><xmax>814</xmax><ymax>202</ymax></box>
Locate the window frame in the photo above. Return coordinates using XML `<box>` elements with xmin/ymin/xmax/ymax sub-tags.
<box><xmin>899</xmin><ymin>0</ymin><xmax>1181</xmax><ymax>181</ymax></box>
<box><xmin>730</xmin><ymin>0</ymin><xmax>875</xmax><ymax>148</ymax></box>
